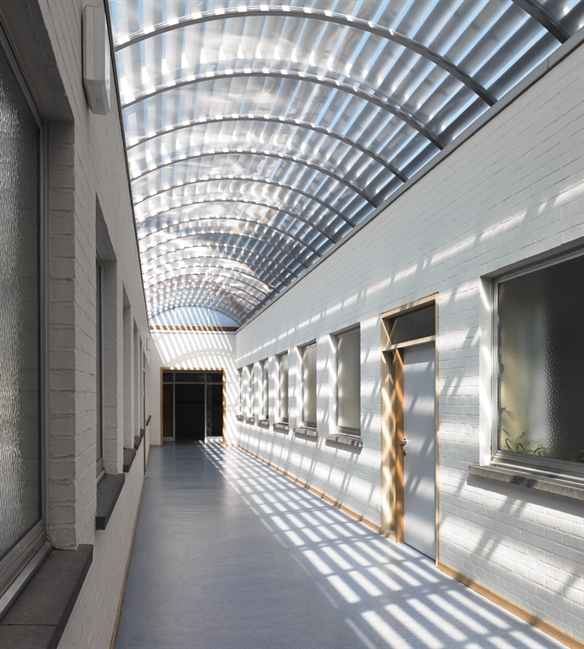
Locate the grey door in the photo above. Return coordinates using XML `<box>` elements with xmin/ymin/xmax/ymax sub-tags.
<box><xmin>403</xmin><ymin>342</ymin><xmax>436</xmax><ymax>559</ymax></box>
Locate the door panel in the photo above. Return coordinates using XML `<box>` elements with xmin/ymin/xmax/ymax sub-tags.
<box><xmin>403</xmin><ymin>342</ymin><xmax>436</xmax><ymax>559</ymax></box>
<box><xmin>163</xmin><ymin>384</ymin><xmax>174</xmax><ymax>438</ymax></box>
<box><xmin>175</xmin><ymin>384</ymin><xmax>205</xmax><ymax>440</ymax></box>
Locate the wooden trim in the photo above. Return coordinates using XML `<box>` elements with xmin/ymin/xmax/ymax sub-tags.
<box><xmin>380</xmin><ymin>293</ymin><xmax>438</xmax><ymax>345</ymax></box>
<box><xmin>236</xmin><ymin>444</ymin><xmax>381</xmax><ymax>533</ymax></box>
<box><xmin>380</xmin><ymin>336</ymin><xmax>391</xmax><ymax>535</ymax></box>
<box><xmin>434</xmin><ymin>299</ymin><xmax>440</xmax><ymax>562</ymax></box>
<box><xmin>381</xmin><ymin>298</ymin><xmax>438</xmax><ymax>550</ymax></box>
<box><xmin>381</xmin><ymin>334</ymin><xmax>436</xmax><ymax>352</ymax></box>
<box><xmin>389</xmin><ymin>350</ymin><xmax>405</xmax><ymax>542</ymax></box>
<box><xmin>149</xmin><ymin>325</ymin><xmax>238</xmax><ymax>332</ymax></box>
<box><xmin>437</xmin><ymin>561</ymin><xmax>584</xmax><ymax>649</ymax></box>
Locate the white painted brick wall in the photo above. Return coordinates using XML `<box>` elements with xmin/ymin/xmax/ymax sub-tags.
<box><xmin>234</xmin><ymin>43</ymin><xmax>584</xmax><ymax>641</ymax></box>
<box><xmin>1</xmin><ymin>0</ymin><xmax>150</xmax><ymax>645</ymax></box>
<box><xmin>57</xmin><ymin>450</ymin><xmax>144</xmax><ymax>649</ymax></box>
<box><xmin>149</xmin><ymin>331</ymin><xmax>237</xmax><ymax>445</ymax></box>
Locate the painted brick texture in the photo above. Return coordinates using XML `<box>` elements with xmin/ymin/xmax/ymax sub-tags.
<box><xmin>149</xmin><ymin>331</ymin><xmax>238</xmax><ymax>445</ymax></box>
<box><xmin>233</xmin><ymin>44</ymin><xmax>584</xmax><ymax>641</ymax></box>
<box><xmin>1</xmin><ymin>0</ymin><xmax>150</xmax><ymax>646</ymax></box>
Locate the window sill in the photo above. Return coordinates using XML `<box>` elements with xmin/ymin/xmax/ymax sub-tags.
<box><xmin>236</xmin><ymin>414</ymin><xmax>244</xmax><ymax>422</ymax></box>
<box><xmin>294</xmin><ymin>426</ymin><xmax>318</xmax><ymax>440</ymax></box>
<box><xmin>133</xmin><ymin>432</ymin><xmax>143</xmax><ymax>450</ymax></box>
<box><xmin>273</xmin><ymin>422</ymin><xmax>289</xmax><ymax>434</ymax></box>
<box><xmin>258</xmin><ymin>419</ymin><xmax>270</xmax><ymax>429</ymax></box>
<box><xmin>245</xmin><ymin>416</ymin><xmax>255</xmax><ymax>425</ymax></box>
<box><xmin>325</xmin><ymin>433</ymin><xmax>363</xmax><ymax>450</ymax></box>
<box><xmin>123</xmin><ymin>448</ymin><xmax>137</xmax><ymax>473</ymax></box>
<box><xmin>96</xmin><ymin>474</ymin><xmax>125</xmax><ymax>530</ymax></box>
<box><xmin>468</xmin><ymin>463</ymin><xmax>584</xmax><ymax>501</ymax></box>
<box><xmin>0</xmin><ymin>545</ymin><xmax>93</xmax><ymax>649</ymax></box>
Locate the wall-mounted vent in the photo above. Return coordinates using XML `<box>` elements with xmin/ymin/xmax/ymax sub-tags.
<box><xmin>83</xmin><ymin>6</ymin><xmax>110</xmax><ymax>115</ymax></box>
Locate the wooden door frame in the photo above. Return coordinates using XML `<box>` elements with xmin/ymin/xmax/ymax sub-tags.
<box><xmin>380</xmin><ymin>295</ymin><xmax>439</xmax><ymax>559</ymax></box>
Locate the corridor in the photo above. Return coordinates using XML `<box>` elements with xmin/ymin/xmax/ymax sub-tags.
<box><xmin>113</xmin><ymin>443</ymin><xmax>561</xmax><ymax>649</ymax></box>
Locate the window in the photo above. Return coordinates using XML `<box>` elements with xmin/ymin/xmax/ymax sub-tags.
<box><xmin>278</xmin><ymin>353</ymin><xmax>289</xmax><ymax>423</ymax></box>
<box><xmin>302</xmin><ymin>343</ymin><xmax>317</xmax><ymax>428</ymax></box>
<box><xmin>260</xmin><ymin>359</ymin><xmax>269</xmax><ymax>421</ymax></box>
<box><xmin>495</xmin><ymin>251</ymin><xmax>584</xmax><ymax>469</ymax></box>
<box><xmin>247</xmin><ymin>364</ymin><xmax>254</xmax><ymax>416</ymax></box>
<box><xmin>337</xmin><ymin>328</ymin><xmax>361</xmax><ymax>434</ymax></box>
<box><xmin>96</xmin><ymin>259</ymin><xmax>104</xmax><ymax>474</ymax></box>
<box><xmin>237</xmin><ymin>368</ymin><xmax>243</xmax><ymax>414</ymax></box>
<box><xmin>0</xmin><ymin>32</ymin><xmax>44</xmax><ymax>601</ymax></box>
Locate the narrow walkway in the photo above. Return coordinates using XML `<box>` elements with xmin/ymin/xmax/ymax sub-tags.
<box><xmin>115</xmin><ymin>443</ymin><xmax>560</xmax><ymax>649</ymax></box>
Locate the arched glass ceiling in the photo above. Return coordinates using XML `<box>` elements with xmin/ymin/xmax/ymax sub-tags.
<box><xmin>108</xmin><ymin>0</ymin><xmax>584</xmax><ymax>326</ymax></box>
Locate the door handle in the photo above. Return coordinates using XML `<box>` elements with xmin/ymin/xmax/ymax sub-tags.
<box><xmin>401</xmin><ymin>438</ymin><xmax>407</xmax><ymax>455</ymax></box>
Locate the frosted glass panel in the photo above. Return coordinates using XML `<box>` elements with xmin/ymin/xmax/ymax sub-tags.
<box><xmin>279</xmin><ymin>353</ymin><xmax>288</xmax><ymax>422</ymax></box>
<box><xmin>238</xmin><ymin>369</ymin><xmax>243</xmax><ymax>413</ymax></box>
<box><xmin>247</xmin><ymin>365</ymin><xmax>253</xmax><ymax>415</ymax></box>
<box><xmin>303</xmin><ymin>344</ymin><xmax>316</xmax><ymax>427</ymax></box>
<box><xmin>0</xmin><ymin>45</ymin><xmax>41</xmax><ymax>559</ymax></box>
<box><xmin>337</xmin><ymin>329</ymin><xmax>360</xmax><ymax>431</ymax></box>
<box><xmin>498</xmin><ymin>254</ymin><xmax>584</xmax><ymax>463</ymax></box>
<box><xmin>261</xmin><ymin>361</ymin><xmax>268</xmax><ymax>419</ymax></box>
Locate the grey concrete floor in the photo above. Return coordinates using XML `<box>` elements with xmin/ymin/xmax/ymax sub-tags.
<box><xmin>114</xmin><ymin>442</ymin><xmax>561</xmax><ymax>649</ymax></box>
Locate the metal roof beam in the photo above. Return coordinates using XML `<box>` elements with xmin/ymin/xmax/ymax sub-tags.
<box><xmin>511</xmin><ymin>0</ymin><xmax>570</xmax><ymax>43</ymax></box>
<box><xmin>145</xmin><ymin>270</ymin><xmax>269</xmax><ymax>301</ymax></box>
<box><xmin>114</xmin><ymin>5</ymin><xmax>495</xmax><ymax>104</ymax></box>
<box><xmin>127</xmin><ymin>114</ymin><xmax>407</xmax><ymax>182</ymax></box>
<box><xmin>137</xmin><ymin>214</ymin><xmax>324</xmax><ymax>257</ymax></box>
<box><xmin>139</xmin><ymin>228</ymin><xmax>315</xmax><ymax>268</ymax></box>
<box><xmin>140</xmin><ymin>240</ymin><xmax>304</xmax><ymax>279</ymax></box>
<box><xmin>148</xmin><ymin>292</ymin><xmax>249</xmax><ymax>322</ymax></box>
<box><xmin>133</xmin><ymin>174</ymin><xmax>350</xmax><ymax>225</ymax></box>
<box><xmin>122</xmin><ymin>70</ymin><xmax>445</xmax><ymax>150</ymax></box>
<box><xmin>137</xmin><ymin>197</ymin><xmax>336</xmax><ymax>244</ymax></box>
<box><xmin>131</xmin><ymin>146</ymin><xmax>376</xmax><ymax>206</ymax></box>
<box><xmin>144</xmin><ymin>264</ymin><xmax>270</xmax><ymax>294</ymax></box>
<box><xmin>148</xmin><ymin>280</ymin><xmax>261</xmax><ymax>311</ymax></box>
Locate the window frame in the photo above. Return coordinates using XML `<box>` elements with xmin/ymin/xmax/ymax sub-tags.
<box><xmin>278</xmin><ymin>352</ymin><xmax>289</xmax><ymax>424</ymax></box>
<box><xmin>491</xmin><ymin>249</ymin><xmax>584</xmax><ymax>479</ymax></box>
<box><xmin>0</xmin><ymin>22</ymin><xmax>47</xmax><ymax>608</ymax></box>
<box><xmin>247</xmin><ymin>363</ymin><xmax>254</xmax><ymax>417</ymax></box>
<box><xmin>336</xmin><ymin>326</ymin><xmax>361</xmax><ymax>436</ymax></box>
<box><xmin>301</xmin><ymin>342</ymin><xmax>317</xmax><ymax>429</ymax></box>
<box><xmin>96</xmin><ymin>256</ymin><xmax>104</xmax><ymax>476</ymax></box>
<box><xmin>237</xmin><ymin>367</ymin><xmax>243</xmax><ymax>415</ymax></box>
<box><xmin>260</xmin><ymin>359</ymin><xmax>269</xmax><ymax>421</ymax></box>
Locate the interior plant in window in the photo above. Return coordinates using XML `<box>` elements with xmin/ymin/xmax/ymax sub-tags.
<box><xmin>496</xmin><ymin>252</ymin><xmax>584</xmax><ymax>464</ymax></box>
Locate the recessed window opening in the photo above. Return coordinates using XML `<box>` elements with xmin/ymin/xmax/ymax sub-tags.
<box><xmin>0</xmin><ymin>29</ymin><xmax>45</xmax><ymax>606</ymax></box>
<box><xmin>161</xmin><ymin>370</ymin><xmax>224</xmax><ymax>442</ymax></box>
<box><xmin>247</xmin><ymin>364</ymin><xmax>254</xmax><ymax>416</ymax></box>
<box><xmin>494</xmin><ymin>251</ymin><xmax>584</xmax><ymax>472</ymax></box>
<box><xmin>336</xmin><ymin>327</ymin><xmax>361</xmax><ymax>435</ymax></box>
<box><xmin>96</xmin><ymin>258</ymin><xmax>104</xmax><ymax>476</ymax></box>
<box><xmin>237</xmin><ymin>367</ymin><xmax>243</xmax><ymax>414</ymax></box>
<box><xmin>302</xmin><ymin>342</ymin><xmax>317</xmax><ymax>428</ymax></box>
<box><xmin>278</xmin><ymin>352</ymin><xmax>289</xmax><ymax>423</ymax></box>
<box><xmin>260</xmin><ymin>359</ymin><xmax>269</xmax><ymax>421</ymax></box>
